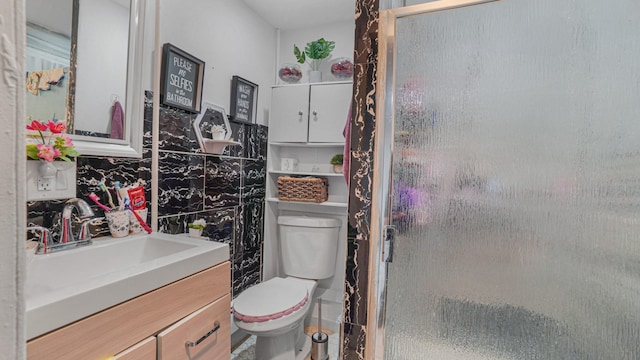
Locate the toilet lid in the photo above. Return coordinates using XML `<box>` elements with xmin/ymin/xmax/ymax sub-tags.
<box><xmin>233</xmin><ymin>278</ymin><xmax>309</xmax><ymax>323</ymax></box>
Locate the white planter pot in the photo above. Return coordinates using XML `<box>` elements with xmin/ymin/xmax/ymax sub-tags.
<box><xmin>310</xmin><ymin>70</ymin><xmax>322</xmax><ymax>83</ymax></box>
<box><xmin>211</xmin><ymin>131</ymin><xmax>226</xmax><ymax>140</ymax></box>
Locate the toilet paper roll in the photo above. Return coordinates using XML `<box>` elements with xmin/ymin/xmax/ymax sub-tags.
<box><xmin>281</xmin><ymin>158</ymin><xmax>299</xmax><ymax>172</ymax></box>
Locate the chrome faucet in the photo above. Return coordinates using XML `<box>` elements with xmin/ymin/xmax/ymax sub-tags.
<box><xmin>60</xmin><ymin>198</ymin><xmax>96</xmax><ymax>244</ymax></box>
<box><xmin>26</xmin><ymin>225</ymin><xmax>52</xmax><ymax>254</ymax></box>
<box><xmin>26</xmin><ymin>199</ymin><xmax>101</xmax><ymax>255</ymax></box>
<box><xmin>26</xmin><ymin>198</ymin><xmax>103</xmax><ymax>255</ymax></box>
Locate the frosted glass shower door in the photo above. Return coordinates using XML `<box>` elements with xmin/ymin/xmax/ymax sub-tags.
<box><xmin>379</xmin><ymin>0</ymin><xmax>640</xmax><ymax>359</ymax></box>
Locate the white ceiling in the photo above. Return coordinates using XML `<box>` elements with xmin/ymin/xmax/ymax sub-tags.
<box><xmin>26</xmin><ymin>0</ymin><xmax>73</xmax><ymax>36</ymax></box>
<box><xmin>242</xmin><ymin>0</ymin><xmax>355</xmax><ymax>30</ymax></box>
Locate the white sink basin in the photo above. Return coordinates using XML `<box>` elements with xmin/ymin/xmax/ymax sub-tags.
<box><xmin>25</xmin><ymin>233</ymin><xmax>229</xmax><ymax>339</ymax></box>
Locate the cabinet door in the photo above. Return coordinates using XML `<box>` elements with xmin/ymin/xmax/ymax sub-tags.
<box><xmin>308</xmin><ymin>83</ymin><xmax>352</xmax><ymax>143</ymax></box>
<box><xmin>270</xmin><ymin>86</ymin><xmax>310</xmax><ymax>142</ymax></box>
<box><xmin>157</xmin><ymin>294</ymin><xmax>230</xmax><ymax>360</ymax></box>
<box><xmin>113</xmin><ymin>337</ymin><xmax>156</xmax><ymax>360</ymax></box>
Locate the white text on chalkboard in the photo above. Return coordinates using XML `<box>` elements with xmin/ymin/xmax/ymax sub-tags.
<box><xmin>169</xmin><ymin>74</ymin><xmax>193</xmax><ymax>92</ymax></box>
<box><xmin>166</xmin><ymin>92</ymin><xmax>193</xmax><ymax>107</ymax></box>
<box><xmin>173</xmin><ymin>57</ymin><xmax>193</xmax><ymax>72</ymax></box>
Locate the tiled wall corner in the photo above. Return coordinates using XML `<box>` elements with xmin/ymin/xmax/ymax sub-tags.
<box><xmin>342</xmin><ymin>0</ymin><xmax>379</xmax><ymax>358</ymax></box>
<box><xmin>343</xmin><ymin>322</ymin><xmax>368</xmax><ymax>360</ymax></box>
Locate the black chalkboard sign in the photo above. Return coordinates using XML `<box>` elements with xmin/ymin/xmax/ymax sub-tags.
<box><xmin>229</xmin><ymin>76</ymin><xmax>258</xmax><ymax>124</ymax></box>
<box><xmin>160</xmin><ymin>43</ymin><xmax>204</xmax><ymax>113</ymax></box>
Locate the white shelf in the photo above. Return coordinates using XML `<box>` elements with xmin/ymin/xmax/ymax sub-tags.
<box><xmin>269</xmin><ymin>170</ymin><xmax>343</xmax><ymax>177</ymax></box>
<box><xmin>270</xmin><ymin>142</ymin><xmax>344</xmax><ymax>147</ymax></box>
<box><xmin>266</xmin><ymin>197</ymin><xmax>347</xmax><ymax>208</ymax></box>
<box><xmin>271</xmin><ymin>80</ymin><xmax>352</xmax><ymax>88</ymax></box>
<box><xmin>201</xmin><ymin>139</ymin><xmax>241</xmax><ymax>154</ymax></box>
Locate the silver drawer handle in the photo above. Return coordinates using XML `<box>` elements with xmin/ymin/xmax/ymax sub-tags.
<box><xmin>185</xmin><ymin>321</ymin><xmax>220</xmax><ymax>347</ymax></box>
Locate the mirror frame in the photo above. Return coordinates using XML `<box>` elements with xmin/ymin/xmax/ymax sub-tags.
<box><xmin>70</xmin><ymin>0</ymin><xmax>147</xmax><ymax>158</ymax></box>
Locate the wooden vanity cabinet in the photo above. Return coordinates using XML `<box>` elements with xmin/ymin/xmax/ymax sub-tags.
<box><xmin>113</xmin><ymin>337</ymin><xmax>156</xmax><ymax>360</ymax></box>
<box><xmin>27</xmin><ymin>261</ymin><xmax>230</xmax><ymax>360</ymax></box>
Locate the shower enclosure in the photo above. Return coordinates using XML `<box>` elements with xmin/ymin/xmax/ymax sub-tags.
<box><xmin>371</xmin><ymin>0</ymin><xmax>640</xmax><ymax>358</ymax></box>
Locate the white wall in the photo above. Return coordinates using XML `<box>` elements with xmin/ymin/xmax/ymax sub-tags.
<box><xmin>160</xmin><ymin>0</ymin><xmax>277</xmax><ymax>126</ymax></box>
<box><xmin>75</xmin><ymin>0</ymin><xmax>129</xmax><ymax>134</ymax></box>
<box><xmin>0</xmin><ymin>0</ymin><xmax>26</xmax><ymax>358</ymax></box>
<box><xmin>277</xmin><ymin>20</ymin><xmax>355</xmax><ymax>84</ymax></box>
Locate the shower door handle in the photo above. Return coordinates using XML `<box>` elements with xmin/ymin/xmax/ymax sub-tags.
<box><xmin>383</xmin><ymin>225</ymin><xmax>396</xmax><ymax>263</ymax></box>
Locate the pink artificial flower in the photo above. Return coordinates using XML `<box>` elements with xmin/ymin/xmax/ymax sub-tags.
<box><xmin>62</xmin><ymin>134</ymin><xmax>74</xmax><ymax>147</ymax></box>
<box><xmin>47</xmin><ymin>120</ymin><xmax>66</xmax><ymax>134</ymax></box>
<box><xmin>36</xmin><ymin>144</ymin><xmax>61</xmax><ymax>162</ymax></box>
<box><xmin>26</xmin><ymin>120</ymin><xmax>48</xmax><ymax>131</ymax></box>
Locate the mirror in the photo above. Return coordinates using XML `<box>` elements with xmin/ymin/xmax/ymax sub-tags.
<box><xmin>26</xmin><ymin>0</ymin><xmax>147</xmax><ymax>157</ymax></box>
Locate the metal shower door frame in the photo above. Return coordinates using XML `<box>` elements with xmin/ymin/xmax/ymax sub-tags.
<box><xmin>369</xmin><ymin>1</ymin><xmax>501</xmax><ymax>358</ymax></box>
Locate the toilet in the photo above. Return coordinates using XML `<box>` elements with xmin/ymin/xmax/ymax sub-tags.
<box><xmin>233</xmin><ymin>215</ymin><xmax>341</xmax><ymax>360</ymax></box>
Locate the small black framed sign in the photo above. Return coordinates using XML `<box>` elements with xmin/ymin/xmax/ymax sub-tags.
<box><xmin>229</xmin><ymin>76</ymin><xmax>258</xmax><ymax>124</ymax></box>
<box><xmin>160</xmin><ymin>43</ymin><xmax>205</xmax><ymax>113</ymax></box>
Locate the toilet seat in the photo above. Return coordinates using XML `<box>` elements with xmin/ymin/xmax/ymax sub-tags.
<box><xmin>233</xmin><ymin>277</ymin><xmax>309</xmax><ymax>323</ymax></box>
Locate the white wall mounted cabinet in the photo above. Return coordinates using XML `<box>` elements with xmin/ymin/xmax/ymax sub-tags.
<box><xmin>269</xmin><ymin>82</ymin><xmax>352</xmax><ymax>143</ymax></box>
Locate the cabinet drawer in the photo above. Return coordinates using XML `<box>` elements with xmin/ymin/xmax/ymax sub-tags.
<box><xmin>157</xmin><ymin>294</ymin><xmax>231</xmax><ymax>360</ymax></box>
<box><xmin>113</xmin><ymin>337</ymin><xmax>156</xmax><ymax>360</ymax></box>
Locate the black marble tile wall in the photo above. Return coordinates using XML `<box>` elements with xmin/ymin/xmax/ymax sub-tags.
<box><xmin>157</xmin><ymin>152</ymin><xmax>205</xmax><ymax>214</ymax></box>
<box><xmin>151</xmin><ymin>91</ymin><xmax>268</xmax><ymax>299</ymax></box>
<box><xmin>27</xmin><ymin>91</ymin><xmax>268</xmax><ymax>301</ymax></box>
<box><xmin>27</xmin><ymin>153</ymin><xmax>152</xmax><ymax>240</ymax></box>
<box><xmin>228</xmin><ymin>122</ymin><xmax>247</xmax><ymax>158</ymax></box>
<box><xmin>158</xmin><ymin>207</ymin><xmax>236</xmax><ymax>254</ymax></box>
<box><xmin>351</xmin><ymin>63</ymin><xmax>378</xmax><ymax>153</ymax></box>
<box><xmin>158</xmin><ymin>107</ymin><xmax>198</xmax><ymax>152</ymax></box>
<box><xmin>354</xmin><ymin>1</ymin><xmax>380</xmax><ymax>65</ymax></box>
<box><xmin>203</xmin><ymin>156</ymin><xmax>241</xmax><ymax>209</ymax></box>
<box><xmin>342</xmin><ymin>0</ymin><xmax>380</xmax><ymax>358</ymax></box>
<box><xmin>343</xmin><ymin>323</ymin><xmax>368</xmax><ymax>359</ymax></box>
<box><xmin>242</xmin><ymin>159</ymin><xmax>267</xmax><ymax>201</ymax></box>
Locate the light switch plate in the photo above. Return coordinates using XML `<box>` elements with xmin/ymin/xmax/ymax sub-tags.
<box><xmin>26</xmin><ymin>160</ymin><xmax>77</xmax><ymax>201</ymax></box>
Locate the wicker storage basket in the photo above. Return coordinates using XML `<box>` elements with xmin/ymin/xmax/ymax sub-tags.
<box><xmin>277</xmin><ymin>176</ymin><xmax>329</xmax><ymax>203</ymax></box>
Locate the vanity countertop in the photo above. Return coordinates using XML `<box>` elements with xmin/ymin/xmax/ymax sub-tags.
<box><xmin>25</xmin><ymin>233</ymin><xmax>229</xmax><ymax>339</ymax></box>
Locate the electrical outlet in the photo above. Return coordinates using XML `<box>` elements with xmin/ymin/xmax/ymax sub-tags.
<box><xmin>27</xmin><ymin>160</ymin><xmax>76</xmax><ymax>200</ymax></box>
<box><xmin>37</xmin><ymin>177</ymin><xmax>53</xmax><ymax>191</ymax></box>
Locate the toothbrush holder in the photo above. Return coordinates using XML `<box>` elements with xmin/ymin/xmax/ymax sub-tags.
<box><xmin>128</xmin><ymin>208</ymin><xmax>148</xmax><ymax>234</ymax></box>
<box><xmin>105</xmin><ymin>210</ymin><xmax>130</xmax><ymax>238</ymax></box>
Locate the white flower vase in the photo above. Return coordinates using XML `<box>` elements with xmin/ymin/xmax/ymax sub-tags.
<box><xmin>310</xmin><ymin>70</ymin><xmax>322</xmax><ymax>83</ymax></box>
<box><xmin>188</xmin><ymin>228</ymin><xmax>202</xmax><ymax>238</ymax></box>
<box><xmin>38</xmin><ymin>161</ymin><xmax>58</xmax><ymax>178</ymax></box>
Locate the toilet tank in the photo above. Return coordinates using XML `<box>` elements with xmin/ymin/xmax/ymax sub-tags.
<box><xmin>278</xmin><ymin>216</ymin><xmax>341</xmax><ymax>280</ymax></box>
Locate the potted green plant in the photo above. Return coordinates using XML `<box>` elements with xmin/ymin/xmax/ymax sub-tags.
<box><xmin>294</xmin><ymin>38</ymin><xmax>336</xmax><ymax>83</ymax></box>
<box><xmin>187</xmin><ymin>218</ymin><xmax>206</xmax><ymax>238</ymax></box>
<box><xmin>330</xmin><ymin>154</ymin><xmax>344</xmax><ymax>173</ymax></box>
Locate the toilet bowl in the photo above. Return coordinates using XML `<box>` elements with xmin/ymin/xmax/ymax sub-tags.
<box><xmin>234</xmin><ymin>277</ymin><xmax>317</xmax><ymax>360</ymax></box>
<box><xmin>232</xmin><ymin>215</ymin><xmax>341</xmax><ymax>360</ymax></box>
